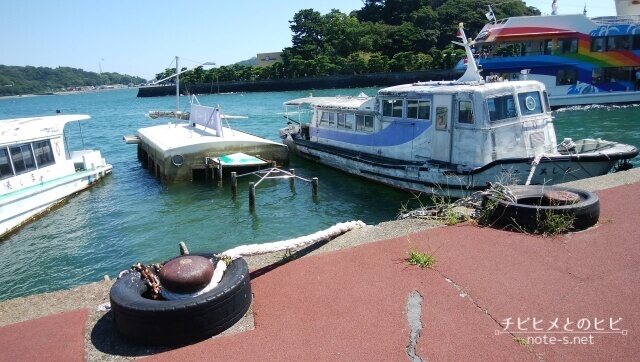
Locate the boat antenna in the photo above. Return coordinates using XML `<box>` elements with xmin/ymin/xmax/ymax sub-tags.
<box><xmin>451</xmin><ymin>23</ymin><xmax>484</xmax><ymax>83</ymax></box>
<box><xmin>175</xmin><ymin>56</ymin><xmax>180</xmax><ymax>115</ymax></box>
<box><xmin>77</xmin><ymin>120</ymin><xmax>86</xmax><ymax>150</ymax></box>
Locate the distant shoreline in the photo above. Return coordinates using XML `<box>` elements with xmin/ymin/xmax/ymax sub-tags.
<box><xmin>0</xmin><ymin>87</ymin><xmax>132</xmax><ymax>100</ymax></box>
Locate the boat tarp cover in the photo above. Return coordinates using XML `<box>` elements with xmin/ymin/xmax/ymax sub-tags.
<box><xmin>217</xmin><ymin>152</ymin><xmax>266</xmax><ymax>166</ymax></box>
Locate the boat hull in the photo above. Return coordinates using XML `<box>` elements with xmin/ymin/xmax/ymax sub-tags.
<box><xmin>286</xmin><ymin>137</ymin><xmax>636</xmax><ymax>198</ymax></box>
<box><xmin>0</xmin><ymin>166</ymin><xmax>112</xmax><ymax>239</ymax></box>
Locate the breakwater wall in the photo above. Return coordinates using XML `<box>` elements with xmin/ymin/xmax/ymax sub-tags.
<box><xmin>137</xmin><ymin>70</ymin><xmax>463</xmax><ymax>97</ymax></box>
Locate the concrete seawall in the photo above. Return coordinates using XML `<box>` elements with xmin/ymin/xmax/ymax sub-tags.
<box><xmin>137</xmin><ymin>70</ymin><xmax>463</xmax><ymax>97</ymax></box>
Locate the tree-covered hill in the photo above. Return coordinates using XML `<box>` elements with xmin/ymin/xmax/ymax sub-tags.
<box><xmin>0</xmin><ymin>65</ymin><xmax>146</xmax><ymax>97</ymax></box>
<box><xmin>153</xmin><ymin>0</ymin><xmax>539</xmax><ymax>86</ymax></box>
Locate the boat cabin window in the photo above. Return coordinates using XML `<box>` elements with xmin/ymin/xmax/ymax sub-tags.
<box><xmin>487</xmin><ymin>95</ymin><xmax>516</xmax><ymax>122</ymax></box>
<box><xmin>33</xmin><ymin>140</ymin><xmax>55</xmax><ymax>168</ymax></box>
<box><xmin>406</xmin><ymin>100</ymin><xmax>430</xmax><ymax>120</ymax></box>
<box><xmin>382</xmin><ymin>99</ymin><xmax>403</xmax><ymax>118</ymax></box>
<box><xmin>556</xmin><ymin>69</ymin><xmax>577</xmax><ymax>86</ymax></box>
<box><xmin>337</xmin><ymin>113</ymin><xmax>354</xmax><ymax>130</ymax></box>
<box><xmin>517</xmin><ymin>91</ymin><xmax>543</xmax><ymax>115</ymax></box>
<box><xmin>457</xmin><ymin>100</ymin><xmax>474</xmax><ymax>124</ymax></box>
<box><xmin>10</xmin><ymin>144</ymin><xmax>36</xmax><ymax>175</ymax></box>
<box><xmin>557</xmin><ymin>38</ymin><xmax>578</xmax><ymax>54</ymax></box>
<box><xmin>0</xmin><ymin>148</ymin><xmax>13</xmax><ymax>180</ymax></box>
<box><xmin>355</xmin><ymin>115</ymin><xmax>374</xmax><ymax>132</ymax></box>
<box><xmin>543</xmin><ymin>91</ymin><xmax>551</xmax><ymax>113</ymax></box>
<box><xmin>319</xmin><ymin>111</ymin><xmax>336</xmax><ymax>128</ymax></box>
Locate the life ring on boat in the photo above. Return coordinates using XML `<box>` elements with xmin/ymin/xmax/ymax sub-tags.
<box><xmin>476</xmin><ymin>30</ymin><xmax>490</xmax><ymax>41</ymax></box>
<box><xmin>109</xmin><ymin>252</ymin><xmax>252</xmax><ymax>346</ymax></box>
<box><xmin>55</xmin><ymin>141</ymin><xmax>61</xmax><ymax>157</ymax></box>
<box><xmin>482</xmin><ymin>185</ymin><xmax>600</xmax><ymax>231</ymax></box>
<box><xmin>525</xmin><ymin>96</ymin><xmax>536</xmax><ymax>111</ymax></box>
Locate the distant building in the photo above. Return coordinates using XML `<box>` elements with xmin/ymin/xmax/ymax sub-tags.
<box><xmin>257</xmin><ymin>52</ymin><xmax>283</xmax><ymax>67</ymax></box>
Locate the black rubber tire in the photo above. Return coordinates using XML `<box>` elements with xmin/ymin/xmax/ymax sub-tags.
<box><xmin>483</xmin><ymin>185</ymin><xmax>600</xmax><ymax>231</ymax></box>
<box><xmin>109</xmin><ymin>252</ymin><xmax>251</xmax><ymax>346</ymax></box>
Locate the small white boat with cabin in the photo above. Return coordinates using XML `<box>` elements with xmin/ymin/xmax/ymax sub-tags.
<box><xmin>0</xmin><ymin>114</ymin><xmax>112</xmax><ymax>239</ymax></box>
<box><xmin>279</xmin><ymin>24</ymin><xmax>638</xmax><ymax>198</ymax></box>
<box><xmin>125</xmin><ymin>56</ymin><xmax>288</xmax><ymax>182</ymax></box>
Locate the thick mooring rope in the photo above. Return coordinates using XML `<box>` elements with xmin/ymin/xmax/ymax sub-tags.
<box><xmin>162</xmin><ymin>220</ymin><xmax>366</xmax><ymax>300</ymax></box>
<box><xmin>525</xmin><ymin>153</ymin><xmax>553</xmax><ymax>185</ymax></box>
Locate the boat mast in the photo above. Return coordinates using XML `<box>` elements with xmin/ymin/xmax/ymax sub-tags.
<box><xmin>175</xmin><ymin>56</ymin><xmax>180</xmax><ymax>113</ymax></box>
<box><xmin>451</xmin><ymin>23</ymin><xmax>484</xmax><ymax>83</ymax></box>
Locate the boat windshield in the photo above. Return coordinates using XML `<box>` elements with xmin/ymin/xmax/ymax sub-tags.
<box><xmin>487</xmin><ymin>95</ymin><xmax>516</xmax><ymax>122</ymax></box>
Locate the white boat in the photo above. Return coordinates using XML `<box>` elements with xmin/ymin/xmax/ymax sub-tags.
<box><xmin>0</xmin><ymin>114</ymin><xmax>113</xmax><ymax>239</ymax></box>
<box><xmin>126</xmin><ymin>56</ymin><xmax>289</xmax><ymax>182</ymax></box>
<box><xmin>279</xmin><ymin>24</ymin><xmax>639</xmax><ymax>198</ymax></box>
<box><xmin>454</xmin><ymin>0</ymin><xmax>640</xmax><ymax>109</ymax></box>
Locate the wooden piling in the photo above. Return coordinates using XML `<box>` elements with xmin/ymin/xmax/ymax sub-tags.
<box><xmin>312</xmin><ymin>177</ymin><xmax>318</xmax><ymax>196</ymax></box>
<box><xmin>231</xmin><ymin>172</ymin><xmax>237</xmax><ymax>199</ymax></box>
<box><xmin>216</xmin><ymin>159</ymin><xmax>223</xmax><ymax>187</ymax></box>
<box><xmin>289</xmin><ymin>169</ymin><xmax>295</xmax><ymax>187</ymax></box>
<box><xmin>249</xmin><ymin>182</ymin><xmax>256</xmax><ymax>212</ymax></box>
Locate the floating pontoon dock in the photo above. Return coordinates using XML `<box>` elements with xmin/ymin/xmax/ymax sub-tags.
<box><xmin>125</xmin><ymin>119</ymin><xmax>289</xmax><ymax>182</ymax></box>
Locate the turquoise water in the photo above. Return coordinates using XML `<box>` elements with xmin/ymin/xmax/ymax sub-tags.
<box><xmin>0</xmin><ymin>89</ymin><xmax>639</xmax><ymax>302</ymax></box>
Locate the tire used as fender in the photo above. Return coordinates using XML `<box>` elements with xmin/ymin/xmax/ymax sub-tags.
<box><xmin>483</xmin><ymin>185</ymin><xmax>600</xmax><ymax>231</ymax></box>
<box><xmin>109</xmin><ymin>252</ymin><xmax>252</xmax><ymax>346</ymax></box>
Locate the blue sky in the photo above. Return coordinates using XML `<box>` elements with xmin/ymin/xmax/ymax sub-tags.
<box><xmin>0</xmin><ymin>0</ymin><xmax>616</xmax><ymax>81</ymax></box>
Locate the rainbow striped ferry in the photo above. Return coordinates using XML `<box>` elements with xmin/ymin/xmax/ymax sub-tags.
<box><xmin>457</xmin><ymin>0</ymin><xmax>640</xmax><ymax>108</ymax></box>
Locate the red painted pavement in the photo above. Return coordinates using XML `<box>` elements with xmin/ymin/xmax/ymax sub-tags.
<box><xmin>1</xmin><ymin>183</ymin><xmax>639</xmax><ymax>361</ymax></box>
<box><xmin>0</xmin><ymin>308</ymin><xmax>88</xmax><ymax>362</ymax></box>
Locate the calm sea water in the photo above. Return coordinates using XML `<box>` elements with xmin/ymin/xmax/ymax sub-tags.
<box><xmin>0</xmin><ymin>89</ymin><xmax>639</xmax><ymax>302</ymax></box>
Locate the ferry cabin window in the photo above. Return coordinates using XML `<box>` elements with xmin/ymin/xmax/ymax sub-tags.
<box><xmin>10</xmin><ymin>144</ymin><xmax>36</xmax><ymax>175</ymax></box>
<box><xmin>517</xmin><ymin>92</ymin><xmax>543</xmax><ymax>115</ymax></box>
<box><xmin>382</xmin><ymin>99</ymin><xmax>403</xmax><ymax>118</ymax></box>
<box><xmin>355</xmin><ymin>115</ymin><xmax>374</xmax><ymax>132</ymax></box>
<box><xmin>557</xmin><ymin>38</ymin><xmax>578</xmax><ymax>54</ymax></box>
<box><xmin>591</xmin><ymin>37</ymin><xmax>605</xmax><ymax>52</ymax></box>
<box><xmin>607</xmin><ymin>35</ymin><xmax>631</xmax><ymax>51</ymax></box>
<box><xmin>33</xmin><ymin>140</ymin><xmax>55</xmax><ymax>168</ymax></box>
<box><xmin>337</xmin><ymin>113</ymin><xmax>354</xmax><ymax>130</ymax></box>
<box><xmin>556</xmin><ymin>69</ymin><xmax>577</xmax><ymax>86</ymax></box>
<box><xmin>319</xmin><ymin>111</ymin><xmax>336</xmax><ymax>128</ymax></box>
<box><xmin>406</xmin><ymin>100</ymin><xmax>430</xmax><ymax>120</ymax></box>
<box><xmin>0</xmin><ymin>148</ymin><xmax>13</xmax><ymax>180</ymax></box>
<box><xmin>457</xmin><ymin>100</ymin><xmax>474</xmax><ymax>124</ymax></box>
<box><xmin>544</xmin><ymin>39</ymin><xmax>553</xmax><ymax>55</ymax></box>
<box><xmin>634</xmin><ymin>35</ymin><xmax>640</xmax><ymax>50</ymax></box>
<box><xmin>487</xmin><ymin>95</ymin><xmax>516</xmax><ymax>122</ymax></box>
<box><xmin>593</xmin><ymin>67</ymin><xmax>632</xmax><ymax>83</ymax></box>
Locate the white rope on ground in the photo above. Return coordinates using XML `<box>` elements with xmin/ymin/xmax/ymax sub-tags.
<box><xmin>162</xmin><ymin>220</ymin><xmax>366</xmax><ymax>300</ymax></box>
